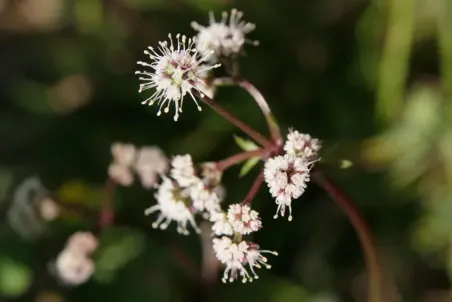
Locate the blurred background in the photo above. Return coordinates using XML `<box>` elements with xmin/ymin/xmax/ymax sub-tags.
<box><xmin>0</xmin><ymin>0</ymin><xmax>452</xmax><ymax>301</ymax></box>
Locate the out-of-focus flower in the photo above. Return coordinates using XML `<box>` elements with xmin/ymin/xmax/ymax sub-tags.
<box><xmin>39</xmin><ymin>198</ymin><xmax>60</xmax><ymax>221</ymax></box>
<box><xmin>134</xmin><ymin>146</ymin><xmax>169</xmax><ymax>189</ymax></box>
<box><xmin>49</xmin><ymin>74</ymin><xmax>92</xmax><ymax>115</ymax></box>
<box><xmin>283</xmin><ymin>129</ymin><xmax>321</xmax><ymax>158</ymax></box>
<box><xmin>191</xmin><ymin>9</ymin><xmax>258</xmax><ymax>62</ymax></box>
<box><xmin>108</xmin><ymin>163</ymin><xmax>134</xmax><ymax>186</ymax></box>
<box><xmin>135</xmin><ymin>34</ymin><xmax>220</xmax><ymax>121</ymax></box>
<box><xmin>264</xmin><ymin>154</ymin><xmax>312</xmax><ymax>221</ymax></box>
<box><xmin>111</xmin><ymin>143</ymin><xmax>136</xmax><ymax>166</ymax></box>
<box><xmin>108</xmin><ymin>143</ymin><xmax>137</xmax><ymax>186</ymax></box>
<box><xmin>227</xmin><ymin>204</ymin><xmax>261</xmax><ymax>235</ymax></box>
<box><xmin>145</xmin><ymin>177</ymin><xmax>199</xmax><ymax>235</ymax></box>
<box><xmin>66</xmin><ymin>232</ymin><xmax>98</xmax><ymax>255</ymax></box>
<box><xmin>54</xmin><ymin>249</ymin><xmax>94</xmax><ymax>286</ymax></box>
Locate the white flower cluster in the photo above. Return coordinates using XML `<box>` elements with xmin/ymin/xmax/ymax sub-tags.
<box><xmin>209</xmin><ymin>203</ymin><xmax>277</xmax><ymax>283</ymax></box>
<box><xmin>136</xmin><ymin>9</ymin><xmax>257</xmax><ymax>121</ymax></box>
<box><xmin>144</xmin><ymin>154</ymin><xmax>224</xmax><ymax>235</ymax></box>
<box><xmin>191</xmin><ymin>9</ymin><xmax>258</xmax><ymax>62</ymax></box>
<box><xmin>54</xmin><ymin>232</ymin><xmax>98</xmax><ymax>286</ymax></box>
<box><xmin>264</xmin><ymin>129</ymin><xmax>321</xmax><ymax>221</ymax></box>
<box><xmin>108</xmin><ymin>142</ymin><xmax>169</xmax><ymax>188</ymax></box>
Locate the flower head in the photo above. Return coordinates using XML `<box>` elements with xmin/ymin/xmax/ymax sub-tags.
<box><xmin>210</xmin><ymin>211</ymin><xmax>233</xmax><ymax>236</ymax></box>
<box><xmin>109</xmin><ymin>142</ymin><xmax>137</xmax><ymax>186</ymax></box>
<box><xmin>135</xmin><ymin>34</ymin><xmax>220</xmax><ymax>121</ymax></box>
<box><xmin>189</xmin><ymin>180</ymin><xmax>221</xmax><ymax>214</ymax></box>
<box><xmin>264</xmin><ymin>154</ymin><xmax>313</xmax><ymax>221</ymax></box>
<box><xmin>284</xmin><ymin>129</ymin><xmax>321</xmax><ymax>158</ymax></box>
<box><xmin>227</xmin><ymin>204</ymin><xmax>262</xmax><ymax>235</ymax></box>
<box><xmin>213</xmin><ymin>237</ymin><xmax>277</xmax><ymax>283</ymax></box>
<box><xmin>191</xmin><ymin>9</ymin><xmax>258</xmax><ymax>61</ymax></box>
<box><xmin>170</xmin><ymin>154</ymin><xmax>199</xmax><ymax>188</ymax></box>
<box><xmin>145</xmin><ymin>177</ymin><xmax>199</xmax><ymax>235</ymax></box>
<box><xmin>134</xmin><ymin>146</ymin><xmax>169</xmax><ymax>189</ymax></box>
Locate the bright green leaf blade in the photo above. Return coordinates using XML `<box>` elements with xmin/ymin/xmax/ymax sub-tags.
<box><xmin>239</xmin><ymin>157</ymin><xmax>260</xmax><ymax>178</ymax></box>
<box><xmin>233</xmin><ymin>135</ymin><xmax>259</xmax><ymax>151</ymax></box>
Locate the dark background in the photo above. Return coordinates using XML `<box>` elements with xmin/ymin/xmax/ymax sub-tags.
<box><xmin>0</xmin><ymin>0</ymin><xmax>451</xmax><ymax>301</ymax></box>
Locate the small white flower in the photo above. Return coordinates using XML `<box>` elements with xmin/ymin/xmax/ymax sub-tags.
<box><xmin>191</xmin><ymin>9</ymin><xmax>258</xmax><ymax>61</ymax></box>
<box><xmin>200</xmin><ymin>162</ymin><xmax>222</xmax><ymax>187</ymax></box>
<box><xmin>145</xmin><ymin>177</ymin><xmax>199</xmax><ymax>235</ymax></box>
<box><xmin>213</xmin><ymin>237</ymin><xmax>277</xmax><ymax>283</ymax></box>
<box><xmin>66</xmin><ymin>232</ymin><xmax>98</xmax><ymax>255</ymax></box>
<box><xmin>134</xmin><ymin>146</ymin><xmax>169</xmax><ymax>189</ymax></box>
<box><xmin>189</xmin><ymin>180</ymin><xmax>221</xmax><ymax>214</ymax></box>
<box><xmin>111</xmin><ymin>143</ymin><xmax>136</xmax><ymax>167</ymax></box>
<box><xmin>170</xmin><ymin>154</ymin><xmax>199</xmax><ymax>188</ymax></box>
<box><xmin>227</xmin><ymin>204</ymin><xmax>261</xmax><ymax>235</ymax></box>
<box><xmin>54</xmin><ymin>249</ymin><xmax>95</xmax><ymax>286</ymax></box>
<box><xmin>284</xmin><ymin>129</ymin><xmax>321</xmax><ymax>158</ymax></box>
<box><xmin>135</xmin><ymin>33</ymin><xmax>221</xmax><ymax>121</ymax></box>
<box><xmin>108</xmin><ymin>163</ymin><xmax>134</xmax><ymax>186</ymax></box>
<box><xmin>210</xmin><ymin>211</ymin><xmax>233</xmax><ymax>236</ymax></box>
<box><xmin>264</xmin><ymin>154</ymin><xmax>313</xmax><ymax>221</ymax></box>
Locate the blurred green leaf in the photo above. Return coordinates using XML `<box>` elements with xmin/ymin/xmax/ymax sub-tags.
<box><xmin>0</xmin><ymin>257</ymin><xmax>33</xmax><ymax>298</ymax></box>
<box><xmin>93</xmin><ymin>227</ymin><xmax>145</xmax><ymax>284</ymax></box>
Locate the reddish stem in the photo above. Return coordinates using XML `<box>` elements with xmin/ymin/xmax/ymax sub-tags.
<box><xmin>216</xmin><ymin>149</ymin><xmax>267</xmax><ymax>171</ymax></box>
<box><xmin>100</xmin><ymin>178</ymin><xmax>116</xmax><ymax>228</ymax></box>
<box><xmin>241</xmin><ymin>169</ymin><xmax>265</xmax><ymax>205</ymax></box>
<box><xmin>200</xmin><ymin>94</ymin><xmax>273</xmax><ymax>147</ymax></box>
<box><xmin>313</xmin><ymin>172</ymin><xmax>383</xmax><ymax>302</ymax></box>
<box><xmin>237</xmin><ymin>79</ymin><xmax>282</xmax><ymax>143</ymax></box>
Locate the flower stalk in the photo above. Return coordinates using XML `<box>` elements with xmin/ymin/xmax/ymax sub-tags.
<box><xmin>313</xmin><ymin>171</ymin><xmax>383</xmax><ymax>302</ymax></box>
<box><xmin>200</xmin><ymin>94</ymin><xmax>272</xmax><ymax>147</ymax></box>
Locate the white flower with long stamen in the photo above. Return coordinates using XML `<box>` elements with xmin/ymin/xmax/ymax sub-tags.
<box><xmin>244</xmin><ymin>242</ymin><xmax>278</xmax><ymax>280</ymax></box>
<box><xmin>170</xmin><ymin>154</ymin><xmax>199</xmax><ymax>188</ymax></box>
<box><xmin>284</xmin><ymin>129</ymin><xmax>321</xmax><ymax>158</ymax></box>
<box><xmin>191</xmin><ymin>9</ymin><xmax>258</xmax><ymax>61</ymax></box>
<box><xmin>145</xmin><ymin>177</ymin><xmax>199</xmax><ymax>235</ymax></box>
<box><xmin>210</xmin><ymin>211</ymin><xmax>233</xmax><ymax>236</ymax></box>
<box><xmin>134</xmin><ymin>146</ymin><xmax>169</xmax><ymax>189</ymax></box>
<box><xmin>264</xmin><ymin>154</ymin><xmax>313</xmax><ymax>221</ymax></box>
<box><xmin>213</xmin><ymin>237</ymin><xmax>277</xmax><ymax>283</ymax></box>
<box><xmin>135</xmin><ymin>34</ymin><xmax>220</xmax><ymax>121</ymax></box>
<box><xmin>227</xmin><ymin>204</ymin><xmax>262</xmax><ymax>235</ymax></box>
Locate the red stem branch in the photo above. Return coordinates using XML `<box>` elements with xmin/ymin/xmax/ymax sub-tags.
<box><xmin>241</xmin><ymin>168</ymin><xmax>265</xmax><ymax>205</ymax></box>
<box><xmin>200</xmin><ymin>95</ymin><xmax>273</xmax><ymax>148</ymax></box>
<box><xmin>313</xmin><ymin>172</ymin><xmax>383</xmax><ymax>302</ymax></box>
<box><xmin>216</xmin><ymin>149</ymin><xmax>267</xmax><ymax>171</ymax></box>
<box><xmin>100</xmin><ymin>178</ymin><xmax>116</xmax><ymax>229</ymax></box>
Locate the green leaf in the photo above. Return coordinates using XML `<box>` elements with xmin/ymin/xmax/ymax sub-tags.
<box><xmin>239</xmin><ymin>157</ymin><xmax>261</xmax><ymax>177</ymax></box>
<box><xmin>0</xmin><ymin>257</ymin><xmax>33</xmax><ymax>297</ymax></box>
<box><xmin>93</xmin><ymin>227</ymin><xmax>145</xmax><ymax>284</ymax></box>
<box><xmin>339</xmin><ymin>159</ymin><xmax>353</xmax><ymax>169</ymax></box>
<box><xmin>233</xmin><ymin>135</ymin><xmax>259</xmax><ymax>151</ymax></box>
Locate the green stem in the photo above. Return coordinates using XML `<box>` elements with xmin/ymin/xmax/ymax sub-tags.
<box><xmin>313</xmin><ymin>172</ymin><xmax>383</xmax><ymax>302</ymax></box>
